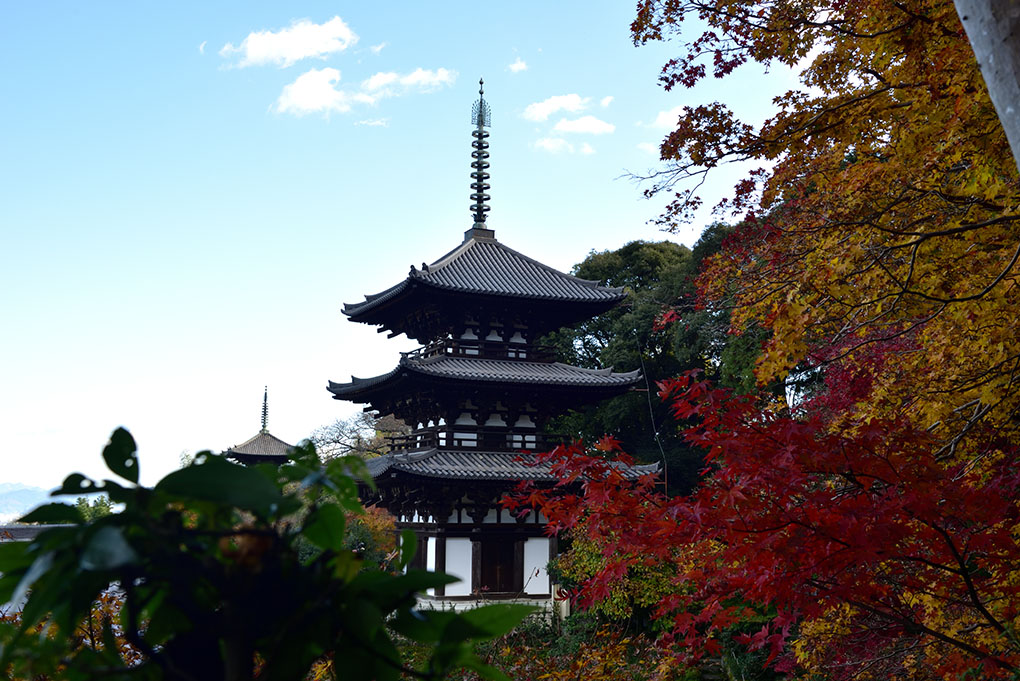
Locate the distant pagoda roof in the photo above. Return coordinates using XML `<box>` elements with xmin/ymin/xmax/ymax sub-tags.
<box><xmin>224</xmin><ymin>388</ymin><xmax>294</xmax><ymax>466</ymax></box>
<box><xmin>328</xmin><ymin>355</ymin><xmax>641</xmax><ymax>403</ymax></box>
<box><xmin>342</xmin><ymin>229</ymin><xmax>627</xmax><ymax>340</ymax></box>
<box><xmin>224</xmin><ymin>430</ymin><xmax>294</xmax><ymax>466</ymax></box>
<box><xmin>364</xmin><ymin>448</ymin><xmax>660</xmax><ymax>483</ymax></box>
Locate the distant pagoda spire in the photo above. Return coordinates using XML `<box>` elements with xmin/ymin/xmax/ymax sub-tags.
<box><xmin>261</xmin><ymin>386</ymin><xmax>269</xmax><ymax>433</ymax></box>
<box><xmin>470</xmin><ymin>78</ymin><xmax>491</xmax><ymax>229</ymax></box>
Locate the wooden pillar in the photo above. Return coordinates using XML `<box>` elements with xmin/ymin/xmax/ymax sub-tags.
<box><xmin>471</xmin><ymin>536</ymin><xmax>482</xmax><ymax>595</ymax></box>
<box><xmin>513</xmin><ymin>538</ymin><xmax>524</xmax><ymax>593</ymax></box>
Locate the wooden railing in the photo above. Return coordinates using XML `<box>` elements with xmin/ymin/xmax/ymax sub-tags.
<box><xmin>403</xmin><ymin>338</ymin><xmax>556</xmax><ymax>363</ymax></box>
<box><xmin>386</xmin><ymin>427</ymin><xmax>568</xmax><ymax>453</ymax></box>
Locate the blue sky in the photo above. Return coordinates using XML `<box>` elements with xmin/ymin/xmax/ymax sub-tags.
<box><xmin>0</xmin><ymin>3</ymin><xmax>796</xmax><ymax>489</ymax></box>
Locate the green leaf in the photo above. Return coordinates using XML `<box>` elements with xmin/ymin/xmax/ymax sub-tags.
<box><xmin>389</xmin><ymin>608</ymin><xmax>455</xmax><ymax>643</ymax></box>
<box><xmin>102</xmin><ymin>428</ymin><xmax>139</xmax><ymax>484</ymax></box>
<box><xmin>459</xmin><ymin>655</ymin><xmax>514</xmax><ymax>681</ymax></box>
<box><xmin>53</xmin><ymin>473</ymin><xmax>100</xmax><ymax>497</ymax></box>
<box><xmin>144</xmin><ymin>598</ymin><xmax>192</xmax><ymax>646</ymax></box>
<box><xmin>358</xmin><ymin>569</ymin><xmax>457</xmax><ymax>603</ymax></box>
<box><xmin>397</xmin><ymin>529</ymin><xmax>416</xmax><ymax>569</ymax></box>
<box><xmin>155</xmin><ymin>454</ymin><xmax>282</xmax><ymax>516</ymax></box>
<box><xmin>0</xmin><ymin>541</ymin><xmax>30</xmax><ymax>571</ymax></box>
<box><xmin>11</xmin><ymin>552</ymin><xmax>55</xmax><ymax>624</ymax></box>
<box><xmin>80</xmin><ymin>526</ymin><xmax>138</xmax><ymax>570</ymax></box>
<box><xmin>458</xmin><ymin>604</ymin><xmax>536</xmax><ymax>639</ymax></box>
<box><xmin>303</xmin><ymin>504</ymin><xmax>346</xmax><ymax>551</ymax></box>
<box><xmin>18</xmin><ymin>503</ymin><xmax>82</xmax><ymax>525</ymax></box>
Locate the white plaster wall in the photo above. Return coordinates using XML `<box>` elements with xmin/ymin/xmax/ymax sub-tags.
<box><xmin>445</xmin><ymin>538</ymin><xmax>472</xmax><ymax>596</ymax></box>
<box><xmin>426</xmin><ymin>537</ymin><xmax>437</xmax><ymax>596</ymax></box>
<box><xmin>483</xmin><ymin>508</ymin><xmax>498</xmax><ymax>524</ymax></box>
<box><xmin>523</xmin><ymin>538</ymin><xmax>550</xmax><ymax>595</ymax></box>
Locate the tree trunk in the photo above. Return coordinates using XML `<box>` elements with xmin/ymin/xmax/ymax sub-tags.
<box><xmin>955</xmin><ymin>0</ymin><xmax>1020</xmax><ymax>173</ymax></box>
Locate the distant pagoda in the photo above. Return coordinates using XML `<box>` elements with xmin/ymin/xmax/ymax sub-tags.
<box><xmin>224</xmin><ymin>387</ymin><xmax>294</xmax><ymax>466</ymax></box>
<box><xmin>328</xmin><ymin>81</ymin><xmax>653</xmax><ymax>602</ymax></box>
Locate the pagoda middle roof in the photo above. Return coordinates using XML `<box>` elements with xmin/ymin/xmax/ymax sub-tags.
<box><xmin>328</xmin><ymin>355</ymin><xmax>641</xmax><ymax>399</ymax></box>
<box><xmin>364</xmin><ymin>448</ymin><xmax>660</xmax><ymax>482</ymax></box>
<box><xmin>343</xmin><ymin>233</ymin><xmax>626</xmax><ymax>320</ymax></box>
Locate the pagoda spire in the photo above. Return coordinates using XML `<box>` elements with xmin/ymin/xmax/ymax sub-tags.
<box><xmin>261</xmin><ymin>386</ymin><xmax>269</xmax><ymax>433</ymax></box>
<box><xmin>470</xmin><ymin>78</ymin><xmax>491</xmax><ymax>230</ymax></box>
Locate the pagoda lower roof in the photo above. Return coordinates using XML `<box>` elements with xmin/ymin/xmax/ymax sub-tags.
<box><xmin>365</xmin><ymin>448</ymin><xmax>660</xmax><ymax>482</ymax></box>
<box><xmin>327</xmin><ymin>355</ymin><xmax>641</xmax><ymax>400</ymax></box>
<box><xmin>342</xmin><ymin>232</ymin><xmax>626</xmax><ymax>330</ymax></box>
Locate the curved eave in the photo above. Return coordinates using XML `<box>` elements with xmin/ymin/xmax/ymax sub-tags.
<box><xmin>328</xmin><ymin>357</ymin><xmax>641</xmax><ymax>403</ymax></box>
<box><xmin>342</xmin><ymin>279</ymin><xmax>412</xmax><ymax>318</ymax></box>
<box><xmin>341</xmin><ymin>237</ymin><xmax>627</xmax><ymax>326</ymax></box>
<box><xmin>364</xmin><ymin>448</ymin><xmax>660</xmax><ymax>483</ymax></box>
<box><xmin>343</xmin><ymin>278</ymin><xmax>625</xmax><ymax>328</ymax></box>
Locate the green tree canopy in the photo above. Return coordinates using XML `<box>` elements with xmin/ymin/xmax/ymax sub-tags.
<box><xmin>543</xmin><ymin>228</ymin><xmax>756</xmax><ymax>495</ymax></box>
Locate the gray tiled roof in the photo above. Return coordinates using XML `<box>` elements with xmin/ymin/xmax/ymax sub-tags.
<box><xmin>0</xmin><ymin>524</ymin><xmax>74</xmax><ymax>541</ymax></box>
<box><xmin>365</xmin><ymin>448</ymin><xmax>659</xmax><ymax>482</ymax></box>
<box><xmin>224</xmin><ymin>431</ymin><xmax>293</xmax><ymax>459</ymax></box>
<box><xmin>328</xmin><ymin>355</ymin><xmax>640</xmax><ymax>397</ymax></box>
<box><xmin>344</xmin><ymin>235</ymin><xmax>625</xmax><ymax>317</ymax></box>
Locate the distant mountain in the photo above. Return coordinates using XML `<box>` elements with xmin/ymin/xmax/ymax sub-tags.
<box><xmin>0</xmin><ymin>484</ymin><xmax>51</xmax><ymax>523</ymax></box>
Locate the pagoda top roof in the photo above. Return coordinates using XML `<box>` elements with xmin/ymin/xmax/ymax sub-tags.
<box><xmin>343</xmin><ymin>230</ymin><xmax>626</xmax><ymax>321</ymax></box>
<box><xmin>224</xmin><ymin>430</ymin><xmax>293</xmax><ymax>465</ymax></box>
<box><xmin>328</xmin><ymin>355</ymin><xmax>641</xmax><ymax>399</ymax></box>
<box><xmin>364</xmin><ymin>448</ymin><xmax>659</xmax><ymax>482</ymax></box>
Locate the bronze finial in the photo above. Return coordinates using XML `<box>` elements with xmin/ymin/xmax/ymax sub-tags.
<box><xmin>261</xmin><ymin>386</ymin><xmax>269</xmax><ymax>433</ymax></box>
<box><xmin>470</xmin><ymin>78</ymin><xmax>491</xmax><ymax>227</ymax></box>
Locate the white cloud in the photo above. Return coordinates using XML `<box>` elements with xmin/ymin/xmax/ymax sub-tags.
<box><xmin>508</xmin><ymin>57</ymin><xmax>527</xmax><ymax>73</ymax></box>
<box><xmin>220</xmin><ymin>16</ymin><xmax>358</xmax><ymax>68</ymax></box>
<box><xmin>580</xmin><ymin>143</ymin><xmax>595</xmax><ymax>155</ymax></box>
<box><xmin>553</xmin><ymin>115</ymin><xmax>615</xmax><ymax>135</ymax></box>
<box><xmin>276</xmin><ymin>66</ymin><xmax>456</xmax><ymax>117</ymax></box>
<box><xmin>652</xmin><ymin>105</ymin><xmax>684</xmax><ymax>129</ymax></box>
<box><xmin>600</xmin><ymin>96</ymin><xmax>613</xmax><ymax>107</ymax></box>
<box><xmin>637</xmin><ymin>142</ymin><xmax>659</xmax><ymax>156</ymax></box>
<box><xmin>534</xmin><ymin>138</ymin><xmax>574</xmax><ymax>153</ymax></box>
<box><xmin>355</xmin><ymin>118</ymin><xmax>389</xmax><ymax>127</ymax></box>
<box><xmin>370</xmin><ymin>42</ymin><xmax>387</xmax><ymax>54</ymax></box>
<box><xmin>399</xmin><ymin>67</ymin><xmax>455</xmax><ymax>90</ymax></box>
<box><xmin>198</xmin><ymin>41</ymin><xmax>207</xmax><ymax>54</ymax></box>
<box><xmin>362</xmin><ymin>72</ymin><xmax>399</xmax><ymax>91</ymax></box>
<box><xmin>361</xmin><ymin>68</ymin><xmax>456</xmax><ymax>96</ymax></box>
<box><xmin>523</xmin><ymin>94</ymin><xmax>589</xmax><ymax>121</ymax></box>
<box><xmin>275</xmin><ymin>67</ymin><xmax>351</xmax><ymax>115</ymax></box>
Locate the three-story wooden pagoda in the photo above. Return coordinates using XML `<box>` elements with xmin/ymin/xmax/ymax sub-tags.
<box><xmin>328</xmin><ymin>82</ymin><xmax>654</xmax><ymax>604</ymax></box>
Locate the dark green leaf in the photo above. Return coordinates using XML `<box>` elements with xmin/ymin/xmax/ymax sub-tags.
<box><xmin>459</xmin><ymin>655</ymin><xmax>514</xmax><ymax>681</ymax></box>
<box><xmin>0</xmin><ymin>540</ymin><xmax>31</xmax><ymax>571</ymax></box>
<box><xmin>397</xmin><ymin>529</ymin><xmax>416</xmax><ymax>569</ymax></box>
<box><xmin>389</xmin><ymin>608</ymin><xmax>455</xmax><ymax>643</ymax></box>
<box><xmin>53</xmin><ymin>473</ymin><xmax>99</xmax><ymax>497</ymax></box>
<box><xmin>14</xmin><ymin>552</ymin><xmax>57</xmax><ymax>626</ymax></box>
<box><xmin>155</xmin><ymin>454</ymin><xmax>282</xmax><ymax>516</ymax></box>
<box><xmin>358</xmin><ymin>569</ymin><xmax>457</xmax><ymax>602</ymax></box>
<box><xmin>102</xmin><ymin>428</ymin><xmax>139</xmax><ymax>484</ymax></box>
<box><xmin>96</xmin><ymin>479</ymin><xmax>131</xmax><ymax>504</ymax></box>
<box><xmin>303</xmin><ymin>504</ymin><xmax>346</xmax><ymax>551</ymax></box>
<box><xmin>458</xmin><ymin>604</ymin><xmax>536</xmax><ymax>639</ymax></box>
<box><xmin>18</xmin><ymin>503</ymin><xmax>82</xmax><ymax>525</ymax></box>
<box><xmin>80</xmin><ymin>526</ymin><xmax>138</xmax><ymax>570</ymax></box>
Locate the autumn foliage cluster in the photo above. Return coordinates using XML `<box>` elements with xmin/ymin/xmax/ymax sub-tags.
<box><xmin>516</xmin><ymin>0</ymin><xmax>1020</xmax><ymax>678</ymax></box>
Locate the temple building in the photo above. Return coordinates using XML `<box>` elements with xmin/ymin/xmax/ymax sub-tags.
<box><xmin>224</xmin><ymin>388</ymin><xmax>293</xmax><ymax>466</ymax></box>
<box><xmin>328</xmin><ymin>82</ymin><xmax>655</xmax><ymax>604</ymax></box>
